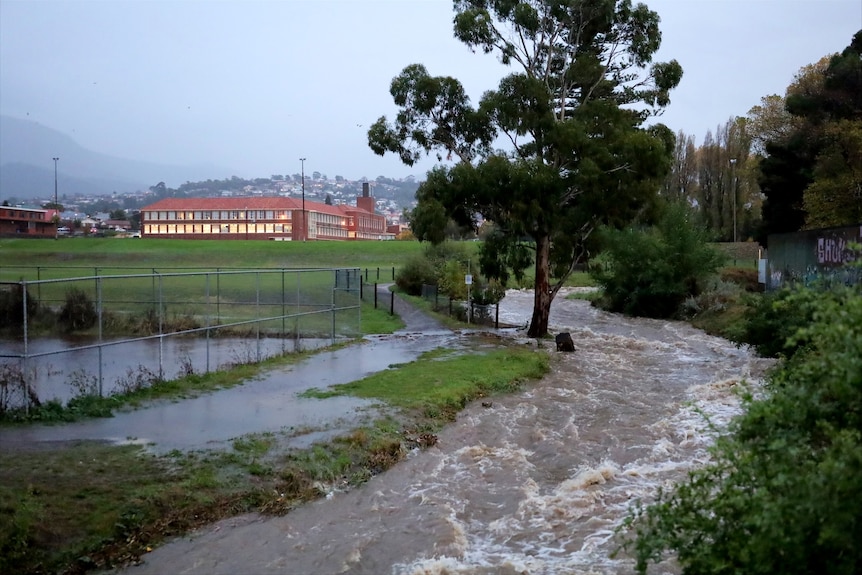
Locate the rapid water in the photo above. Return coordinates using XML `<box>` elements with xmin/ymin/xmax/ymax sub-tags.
<box><xmin>120</xmin><ymin>288</ymin><xmax>773</xmax><ymax>574</ymax></box>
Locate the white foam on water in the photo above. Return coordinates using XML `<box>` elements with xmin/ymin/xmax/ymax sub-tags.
<box><xmin>389</xmin><ymin>359</ymin><xmax>767</xmax><ymax>575</ymax></box>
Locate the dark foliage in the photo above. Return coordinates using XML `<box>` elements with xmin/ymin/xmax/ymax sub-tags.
<box><xmin>624</xmin><ymin>283</ymin><xmax>862</xmax><ymax>574</ymax></box>
<box><xmin>590</xmin><ymin>203</ymin><xmax>726</xmax><ymax>318</ymax></box>
<box><xmin>0</xmin><ymin>283</ymin><xmax>38</xmax><ymax>328</ymax></box>
<box><xmin>58</xmin><ymin>288</ymin><xmax>98</xmax><ymax>332</ymax></box>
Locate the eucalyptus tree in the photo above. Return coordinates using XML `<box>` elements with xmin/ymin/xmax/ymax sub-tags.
<box><xmin>368</xmin><ymin>0</ymin><xmax>682</xmax><ymax>337</ymax></box>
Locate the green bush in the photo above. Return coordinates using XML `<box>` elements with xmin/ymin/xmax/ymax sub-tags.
<box><xmin>438</xmin><ymin>259</ymin><xmax>469</xmax><ymax>300</ymax></box>
<box><xmin>470</xmin><ymin>278</ymin><xmax>505</xmax><ymax>305</ymax></box>
<box><xmin>736</xmin><ymin>286</ymin><xmax>831</xmax><ymax>358</ymax></box>
<box><xmin>58</xmin><ymin>288</ymin><xmax>97</xmax><ymax>332</ymax></box>
<box><xmin>589</xmin><ymin>203</ymin><xmax>726</xmax><ymax>318</ymax></box>
<box><xmin>0</xmin><ymin>283</ymin><xmax>39</xmax><ymax>328</ymax></box>
<box><xmin>623</xmin><ymin>283</ymin><xmax>862</xmax><ymax>574</ymax></box>
<box><xmin>395</xmin><ymin>257</ymin><xmax>436</xmax><ymax>296</ymax></box>
<box><xmin>395</xmin><ymin>242</ymin><xmax>471</xmax><ymax>297</ymax></box>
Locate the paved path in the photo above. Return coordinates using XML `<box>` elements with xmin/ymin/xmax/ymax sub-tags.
<box><xmin>374</xmin><ymin>283</ymin><xmax>448</xmax><ymax>334</ymax></box>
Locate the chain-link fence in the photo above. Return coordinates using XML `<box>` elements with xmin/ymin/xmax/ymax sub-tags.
<box><xmin>0</xmin><ymin>267</ymin><xmax>361</xmax><ymax>413</ymax></box>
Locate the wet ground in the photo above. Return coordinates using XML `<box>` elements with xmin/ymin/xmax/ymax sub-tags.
<box><xmin>0</xmin><ymin>286</ymin><xmax>457</xmax><ymax>453</ymax></box>
<box><xmin>101</xmin><ymin>287</ymin><xmax>773</xmax><ymax>575</ymax></box>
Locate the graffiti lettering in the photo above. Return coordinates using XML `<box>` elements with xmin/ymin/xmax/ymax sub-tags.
<box><xmin>816</xmin><ymin>236</ymin><xmax>853</xmax><ymax>266</ymax></box>
<box><xmin>817</xmin><ymin>237</ymin><xmax>847</xmax><ymax>265</ymax></box>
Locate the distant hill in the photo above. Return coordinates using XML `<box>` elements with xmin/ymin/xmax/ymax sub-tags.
<box><xmin>0</xmin><ymin>115</ymin><xmax>228</xmax><ymax>201</ymax></box>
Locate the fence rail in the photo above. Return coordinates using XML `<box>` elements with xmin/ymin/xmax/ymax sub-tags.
<box><xmin>419</xmin><ymin>283</ymin><xmax>502</xmax><ymax>328</ymax></box>
<box><xmin>0</xmin><ymin>267</ymin><xmax>361</xmax><ymax>413</ymax></box>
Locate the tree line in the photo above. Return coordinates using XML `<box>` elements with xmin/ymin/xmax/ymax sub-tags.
<box><xmin>664</xmin><ymin>30</ymin><xmax>861</xmax><ymax>244</ymax></box>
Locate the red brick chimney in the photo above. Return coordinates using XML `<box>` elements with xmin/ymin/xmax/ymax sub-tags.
<box><xmin>357</xmin><ymin>182</ymin><xmax>375</xmax><ymax>213</ymax></box>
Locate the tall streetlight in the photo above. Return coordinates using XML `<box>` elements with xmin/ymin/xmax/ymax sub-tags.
<box><xmin>299</xmin><ymin>157</ymin><xmax>306</xmax><ymax>241</ymax></box>
<box><xmin>729</xmin><ymin>158</ymin><xmax>737</xmax><ymax>243</ymax></box>
<box><xmin>52</xmin><ymin>157</ymin><xmax>59</xmax><ymax>239</ymax></box>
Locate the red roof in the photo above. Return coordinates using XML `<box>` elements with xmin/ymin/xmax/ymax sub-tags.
<box><xmin>142</xmin><ymin>196</ymin><xmax>374</xmax><ymax>215</ymax></box>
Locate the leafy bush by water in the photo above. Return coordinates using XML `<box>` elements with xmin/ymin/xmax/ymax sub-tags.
<box><xmin>590</xmin><ymin>203</ymin><xmax>726</xmax><ymax>318</ymax></box>
<box><xmin>58</xmin><ymin>288</ymin><xmax>98</xmax><ymax>332</ymax></box>
<box><xmin>0</xmin><ymin>283</ymin><xmax>39</xmax><ymax>329</ymax></box>
<box><xmin>623</xmin><ymin>283</ymin><xmax>862</xmax><ymax>574</ymax></box>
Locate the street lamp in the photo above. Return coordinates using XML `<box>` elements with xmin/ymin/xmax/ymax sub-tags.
<box><xmin>299</xmin><ymin>157</ymin><xmax>306</xmax><ymax>241</ymax></box>
<box><xmin>52</xmin><ymin>157</ymin><xmax>59</xmax><ymax>239</ymax></box>
<box><xmin>729</xmin><ymin>158</ymin><xmax>737</xmax><ymax>243</ymax></box>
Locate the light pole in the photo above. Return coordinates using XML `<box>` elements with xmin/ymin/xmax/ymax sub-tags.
<box><xmin>299</xmin><ymin>157</ymin><xmax>306</xmax><ymax>241</ymax></box>
<box><xmin>52</xmin><ymin>157</ymin><xmax>59</xmax><ymax>239</ymax></box>
<box><xmin>729</xmin><ymin>158</ymin><xmax>737</xmax><ymax>243</ymax></box>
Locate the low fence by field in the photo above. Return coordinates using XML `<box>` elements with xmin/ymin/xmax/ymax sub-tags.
<box><xmin>0</xmin><ymin>267</ymin><xmax>362</xmax><ymax>413</ymax></box>
<box><xmin>419</xmin><ymin>284</ymin><xmax>503</xmax><ymax>328</ymax></box>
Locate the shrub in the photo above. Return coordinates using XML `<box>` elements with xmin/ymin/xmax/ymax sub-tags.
<box><xmin>470</xmin><ymin>278</ymin><xmax>505</xmax><ymax>305</ymax></box>
<box><xmin>0</xmin><ymin>283</ymin><xmax>39</xmax><ymax>328</ymax></box>
<box><xmin>395</xmin><ymin>257</ymin><xmax>436</xmax><ymax>296</ymax></box>
<box><xmin>396</xmin><ymin>241</ymin><xmax>471</xmax><ymax>297</ymax></box>
<box><xmin>589</xmin><ymin>203</ymin><xmax>726</xmax><ymax>318</ymax></box>
<box><xmin>736</xmin><ymin>285</ymin><xmax>834</xmax><ymax>359</ymax></box>
<box><xmin>720</xmin><ymin>266</ymin><xmax>763</xmax><ymax>292</ymax></box>
<box><xmin>622</xmin><ymin>283</ymin><xmax>862</xmax><ymax>574</ymax></box>
<box><xmin>58</xmin><ymin>288</ymin><xmax>97</xmax><ymax>332</ymax></box>
<box><xmin>437</xmin><ymin>259</ymin><xmax>469</xmax><ymax>300</ymax></box>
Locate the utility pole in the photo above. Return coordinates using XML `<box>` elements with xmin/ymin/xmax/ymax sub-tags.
<box><xmin>299</xmin><ymin>157</ymin><xmax>306</xmax><ymax>241</ymax></box>
<box><xmin>729</xmin><ymin>158</ymin><xmax>737</xmax><ymax>243</ymax></box>
<box><xmin>52</xmin><ymin>157</ymin><xmax>59</xmax><ymax>239</ymax></box>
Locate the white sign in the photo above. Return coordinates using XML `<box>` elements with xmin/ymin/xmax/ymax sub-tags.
<box><xmin>465</xmin><ymin>274</ymin><xmax>473</xmax><ymax>285</ymax></box>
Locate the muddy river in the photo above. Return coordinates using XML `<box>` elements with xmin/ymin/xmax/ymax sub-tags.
<box><xmin>107</xmin><ymin>288</ymin><xmax>772</xmax><ymax>574</ymax></box>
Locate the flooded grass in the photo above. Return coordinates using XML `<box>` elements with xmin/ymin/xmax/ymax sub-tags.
<box><xmin>0</xmin><ymin>344</ymin><xmax>340</xmax><ymax>424</ymax></box>
<box><xmin>0</xmin><ymin>342</ymin><xmax>548</xmax><ymax>575</ymax></box>
<box><xmin>302</xmin><ymin>345</ymin><xmax>550</xmax><ymax>420</ymax></box>
<box><xmin>0</xmin><ymin>301</ymin><xmax>401</xmax><ymax>425</ymax></box>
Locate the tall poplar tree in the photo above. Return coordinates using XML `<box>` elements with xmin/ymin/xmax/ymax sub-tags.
<box><xmin>368</xmin><ymin>0</ymin><xmax>682</xmax><ymax>337</ymax></box>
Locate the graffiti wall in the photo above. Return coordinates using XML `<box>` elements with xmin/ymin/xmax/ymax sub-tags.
<box><xmin>767</xmin><ymin>224</ymin><xmax>862</xmax><ymax>290</ymax></box>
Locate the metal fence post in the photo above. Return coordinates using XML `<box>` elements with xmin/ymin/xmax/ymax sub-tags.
<box><xmin>256</xmin><ymin>271</ymin><xmax>261</xmax><ymax>361</ymax></box>
<box><xmin>21</xmin><ymin>281</ymin><xmax>29</xmax><ymax>358</ymax></box>
<box><xmin>97</xmin><ymin>276</ymin><xmax>104</xmax><ymax>396</ymax></box>
<box><xmin>206</xmin><ymin>272</ymin><xmax>211</xmax><ymax>373</ymax></box>
<box><xmin>158</xmin><ymin>273</ymin><xmax>165</xmax><ymax>381</ymax></box>
<box><xmin>331</xmin><ymin>283</ymin><xmax>336</xmax><ymax>343</ymax></box>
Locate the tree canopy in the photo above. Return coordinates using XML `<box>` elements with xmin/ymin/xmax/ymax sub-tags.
<box><xmin>368</xmin><ymin>0</ymin><xmax>682</xmax><ymax>337</ymax></box>
<box><xmin>757</xmin><ymin>30</ymin><xmax>862</xmax><ymax>244</ymax></box>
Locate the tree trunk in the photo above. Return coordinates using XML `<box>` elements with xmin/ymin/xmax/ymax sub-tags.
<box><xmin>527</xmin><ymin>233</ymin><xmax>551</xmax><ymax>338</ymax></box>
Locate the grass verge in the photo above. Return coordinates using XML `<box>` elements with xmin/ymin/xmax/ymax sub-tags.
<box><xmin>0</xmin><ymin>340</ymin><xmax>548</xmax><ymax>575</ymax></box>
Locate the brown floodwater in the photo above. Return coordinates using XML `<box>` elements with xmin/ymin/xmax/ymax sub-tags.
<box><xmin>107</xmin><ymin>288</ymin><xmax>772</xmax><ymax>574</ymax></box>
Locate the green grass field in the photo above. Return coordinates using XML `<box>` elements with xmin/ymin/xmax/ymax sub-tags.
<box><xmin>0</xmin><ymin>237</ymin><xmax>430</xmax><ymax>280</ymax></box>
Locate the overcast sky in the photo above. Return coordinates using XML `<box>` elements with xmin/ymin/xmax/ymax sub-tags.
<box><xmin>1</xmin><ymin>0</ymin><xmax>860</xmax><ymax>182</ymax></box>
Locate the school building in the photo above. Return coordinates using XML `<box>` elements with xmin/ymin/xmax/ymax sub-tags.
<box><xmin>140</xmin><ymin>184</ymin><xmax>393</xmax><ymax>241</ymax></box>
